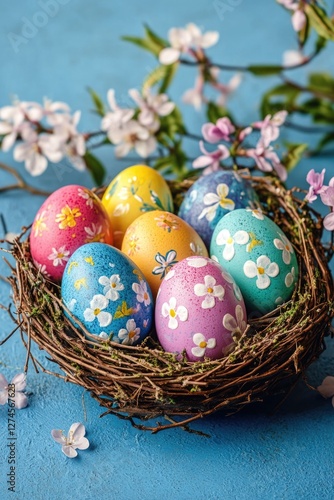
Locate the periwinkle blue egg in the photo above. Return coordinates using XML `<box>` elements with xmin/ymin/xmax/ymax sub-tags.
<box><xmin>61</xmin><ymin>242</ymin><xmax>153</xmax><ymax>345</ymax></box>
<box><xmin>178</xmin><ymin>170</ymin><xmax>259</xmax><ymax>249</ymax></box>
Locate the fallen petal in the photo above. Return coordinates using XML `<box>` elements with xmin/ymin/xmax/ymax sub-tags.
<box><xmin>317</xmin><ymin>376</ymin><xmax>334</xmax><ymax>398</ymax></box>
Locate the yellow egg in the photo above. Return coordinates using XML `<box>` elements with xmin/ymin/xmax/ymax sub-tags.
<box><xmin>121</xmin><ymin>210</ymin><xmax>208</xmax><ymax>297</ymax></box>
<box><xmin>102</xmin><ymin>165</ymin><xmax>174</xmax><ymax>248</ymax></box>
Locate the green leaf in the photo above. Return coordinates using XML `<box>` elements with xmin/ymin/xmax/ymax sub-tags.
<box><xmin>282</xmin><ymin>143</ymin><xmax>308</xmax><ymax>171</ymax></box>
<box><xmin>159</xmin><ymin>63</ymin><xmax>178</xmax><ymax>94</ymax></box>
<box><xmin>304</xmin><ymin>4</ymin><xmax>334</xmax><ymax>40</ymax></box>
<box><xmin>298</xmin><ymin>13</ymin><xmax>310</xmax><ymax>47</ymax></box>
<box><xmin>87</xmin><ymin>87</ymin><xmax>105</xmax><ymax>117</ymax></box>
<box><xmin>247</xmin><ymin>65</ymin><xmax>283</xmax><ymax>76</ymax></box>
<box><xmin>299</xmin><ymin>98</ymin><xmax>334</xmax><ymax>123</ymax></box>
<box><xmin>315</xmin><ymin>35</ymin><xmax>327</xmax><ymax>54</ymax></box>
<box><xmin>153</xmin><ymin>156</ymin><xmax>173</xmax><ymax>171</ymax></box>
<box><xmin>144</xmin><ymin>24</ymin><xmax>167</xmax><ymax>51</ymax></box>
<box><xmin>308</xmin><ymin>72</ymin><xmax>334</xmax><ymax>99</ymax></box>
<box><xmin>122</xmin><ymin>35</ymin><xmax>160</xmax><ymax>55</ymax></box>
<box><xmin>206</xmin><ymin>101</ymin><xmax>234</xmax><ymax>123</ymax></box>
<box><xmin>313</xmin><ymin>132</ymin><xmax>334</xmax><ymax>153</ymax></box>
<box><xmin>122</xmin><ymin>26</ymin><xmax>167</xmax><ymax>57</ymax></box>
<box><xmin>260</xmin><ymin>83</ymin><xmax>300</xmax><ymax>117</ymax></box>
<box><xmin>84</xmin><ymin>151</ymin><xmax>106</xmax><ymax>185</ymax></box>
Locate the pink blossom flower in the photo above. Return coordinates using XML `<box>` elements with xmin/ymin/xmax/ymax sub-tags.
<box><xmin>202</xmin><ymin>117</ymin><xmax>235</xmax><ymax>144</ymax></box>
<box><xmin>193</xmin><ymin>140</ymin><xmax>230</xmax><ymax>175</ymax></box>
<box><xmin>245</xmin><ymin>140</ymin><xmax>287</xmax><ymax>181</ymax></box>
<box><xmin>252</xmin><ymin>110</ymin><xmax>287</xmax><ymax>147</ymax></box>
<box><xmin>317</xmin><ymin>376</ymin><xmax>334</xmax><ymax>406</ymax></box>
<box><xmin>305</xmin><ymin>169</ymin><xmax>327</xmax><ymax>202</ymax></box>
<box><xmin>51</xmin><ymin>423</ymin><xmax>90</xmax><ymax>458</ymax></box>
<box><xmin>0</xmin><ymin>373</ymin><xmax>28</xmax><ymax>409</ymax></box>
<box><xmin>277</xmin><ymin>0</ymin><xmax>307</xmax><ymax>32</ymax></box>
<box><xmin>182</xmin><ymin>74</ymin><xmax>206</xmax><ymax>111</ymax></box>
<box><xmin>320</xmin><ymin>187</ymin><xmax>334</xmax><ymax>230</ymax></box>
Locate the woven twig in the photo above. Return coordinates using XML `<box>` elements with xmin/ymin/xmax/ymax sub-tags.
<box><xmin>2</xmin><ymin>174</ymin><xmax>334</xmax><ymax>433</ymax></box>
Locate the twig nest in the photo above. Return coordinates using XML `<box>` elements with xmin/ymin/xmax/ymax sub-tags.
<box><xmin>4</xmin><ymin>174</ymin><xmax>334</xmax><ymax>433</ymax></box>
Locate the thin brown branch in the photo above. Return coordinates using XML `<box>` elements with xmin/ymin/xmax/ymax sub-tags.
<box><xmin>0</xmin><ymin>162</ymin><xmax>51</xmax><ymax>197</ymax></box>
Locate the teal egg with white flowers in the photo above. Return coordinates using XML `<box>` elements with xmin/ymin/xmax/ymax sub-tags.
<box><xmin>210</xmin><ymin>208</ymin><xmax>299</xmax><ymax>316</ymax></box>
<box><xmin>61</xmin><ymin>242</ymin><xmax>153</xmax><ymax>344</ymax></box>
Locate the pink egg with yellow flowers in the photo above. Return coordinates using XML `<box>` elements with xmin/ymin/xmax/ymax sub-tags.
<box><xmin>30</xmin><ymin>184</ymin><xmax>113</xmax><ymax>282</ymax></box>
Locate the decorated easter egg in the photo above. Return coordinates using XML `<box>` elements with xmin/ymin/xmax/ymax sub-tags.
<box><xmin>101</xmin><ymin>164</ymin><xmax>174</xmax><ymax>248</ymax></box>
<box><xmin>178</xmin><ymin>170</ymin><xmax>259</xmax><ymax>249</ymax></box>
<box><xmin>121</xmin><ymin>211</ymin><xmax>208</xmax><ymax>297</ymax></box>
<box><xmin>155</xmin><ymin>256</ymin><xmax>247</xmax><ymax>361</ymax></box>
<box><xmin>30</xmin><ymin>184</ymin><xmax>113</xmax><ymax>282</ymax></box>
<box><xmin>210</xmin><ymin>208</ymin><xmax>299</xmax><ymax>316</ymax></box>
<box><xmin>61</xmin><ymin>242</ymin><xmax>153</xmax><ymax>344</ymax></box>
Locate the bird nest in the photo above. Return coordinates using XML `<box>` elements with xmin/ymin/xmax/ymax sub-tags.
<box><xmin>2</xmin><ymin>174</ymin><xmax>334</xmax><ymax>433</ymax></box>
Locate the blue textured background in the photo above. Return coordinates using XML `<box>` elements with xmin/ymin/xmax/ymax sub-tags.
<box><xmin>1</xmin><ymin>1</ymin><xmax>334</xmax><ymax>499</ymax></box>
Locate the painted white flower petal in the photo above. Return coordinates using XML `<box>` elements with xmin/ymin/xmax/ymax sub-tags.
<box><xmin>243</xmin><ymin>260</ymin><xmax>257</xmax><ymax>278</ymax></box>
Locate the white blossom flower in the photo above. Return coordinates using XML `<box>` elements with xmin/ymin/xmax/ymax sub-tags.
<box><xmin>243</xmin><ymin>255</ymin><xmax>279</xmax><ymax>290</ymax></box>
<box><xmin>42</xmin><ymin>98</ymin><xmax>71</xmax><ymax>126</ymax></box>
<box><xmin>152</xmin><ymin>250</ymin><xmax>178</xmax><ymax>279</ymax></box>
<box><xmin>0</xmin><ymin>120</ymin><xmax>31</xmax><ymax>152</ymax></box>
<box><xmin>0</xmin><ymin>373</ymin><xmax>28</xmax><ymax>409</ymax></box>
<box><xmin>129</xmin><ymin>88</ymin><xmax>175</xmax><ymax>128</ymax></box>
<box><xmin>98</xmin><ymin>274</ymin><xmax>124</xmax><ymax>301</ymax></box>
<box><xmin>159</xmin><ymin>23</ymin><xmax>219</xmax><ymax>65</ymax></box>
<box><xmin>48</xmin><ymin>246</ymin><xmax>70</xmax><ymax>266</ymax></box>
<box><xmin>132</xmin><ymin>280</ymin><xmax>151</xmax><ymax>306</ymax></box>
<box><xmin>33</xmin><ymin>259</ymin><xmax>51</xmax><ymax>278</ymax></box>
<box><xmin>0</xmin><ymin>100</ymin><xmax>43</xmax><ymax>125</ymax></box>
<box><xmin>191</xmin><ymin>333</ymin><xmax>216</xmax><ymax>358</ymax></box>
<box><xmin>186</xmin><ymin>256</ymin><xmax>208</xmax><ymax>268</ymax></box>
<box><xmin>161</xmin><ymin>297</ymin><xmax>188</xmax><ymax>329</ymax></box>
<box><xmin>164</xmin><ymin>269</ymin><xmax>175</xmax><ymax>281</ymax></box>
<box><xmin>245</xmin><ymin>206</ymin><xmax>264</xmax><ymax>220</ymax></box>
<box><xmin>282</xmin><ymin>49</ymin><xmax>305</xmax><ymax>67</ymax></box>
<box><xmin>285</xmin><ymin>266</ymin><xmax>296</xmax><ymax>287</ymax></box>
<box><xmin>53</xmin><ymin>111</ymin><xmax>86</xmax><ymax>171</ymax></box>
<box><xmin>101</xmin><ymin>89</ymin><xmax>134</xmax><ymax>138</ymax></box>
<box><xmin>198</xmin><ymin>183</ymin><xmax>235</xmax><ymax>222</ymax></box>
<box><xmin>222</xmin><ymin>304</ymin><xmax>247</xmax><ymax>340</ymax></box>
<box><xmin>83</xmin><ymin>294</ymin><xmax>112</xmax><ymax>327</ymax></box>
<box><xmin>84</xmin><ymin>223</ymin><xmax>105</xmax><ymax>243</ymax></box>
<box><xmin>113</xmin><ymin>119</ymin><xmax>157</xmax><ymax>158</ymax></box>
<box><xmin>274</xmin><ymin>233</ymin><xmax>294</xmax><ymax>265</ymax></box>
<box><xmin>13</xmin><ymin>127</ymin><xmax>63</xmax><ymax>176</ymax></box>
<box><xmin>51</xmin><ymin>423</ymin><xmax>89</xmax><ymax>458</ymax></box>
<box><xmin>215</xmin><ymin>229</ymin><xmax>249</xmax><ymax>261</ymax></box>
<box><xmin>221</xmin><ymin>268</ymin><xmax>243</xmax><ymax>301</ymax></box>
<box><xmin>194</xmin><ymin>275</ymin><xmax>225</xmax><ymax>309</ymax></box>
<box><xmin>99</xmin><ymin>332</ymin><xmax>109</xmax><ymax>340</ymax></box>
<box><xmin>77</xmin><ymin>188</ymin><xmax>96</xmax><ymax>208</ymax></box>
<box><xmin>253</xmin><ymin>110</ymin><xmax>288</xmax><ymax>148</ymax></box>
<box><xmin>118</xmin><ymin>319</ymin><xmax>140</xmax><ymax>345</ymax></box>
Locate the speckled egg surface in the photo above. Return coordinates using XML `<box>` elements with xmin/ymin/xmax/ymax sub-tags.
<box><xmin>121</xmin><ymin>210</ymin><xmax>208</xmax><ymax>297</ymax></box>
<box><xmin>178</xmin><ymin>170</ymin><xmax>259</xmax><ymax>249</ymax></box>
<box><xmin>61</xmin><ymin>242</ymin><xmax>153</xmax><ymax>344</ymax></box>
<box><xmin>210</xmin><ymin>208</ymin><xmax>299</xmax><ymax>316</ymax></box>
<box><xmin>102</xmin><ymin>164</ymin><xmax>174</xmax><ymax>248</ymax></box>
<box><xmin>155</xmin><ymin>256</ymin><xmax>247</xmax><ymax>361</ymax></box>
<box><xmin>30</xmin><ymin>184</ymin><xmax>113</xmax><ymax>282</ymax></box>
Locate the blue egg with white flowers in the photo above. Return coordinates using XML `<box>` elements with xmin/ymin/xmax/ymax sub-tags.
<box><xmin>61</xmin><ymin>242</ymin><xmax>153</xmax><ymax>344</ymax></box>
<box><xmin>210</xmin><ymin>208</ymin><xmax>299</xmax><ymax>316</ymax></box>
<box><xmin>178</xmin><ymin>170</ymin><xmax>259</xmax><ymax>250</ymax></box>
